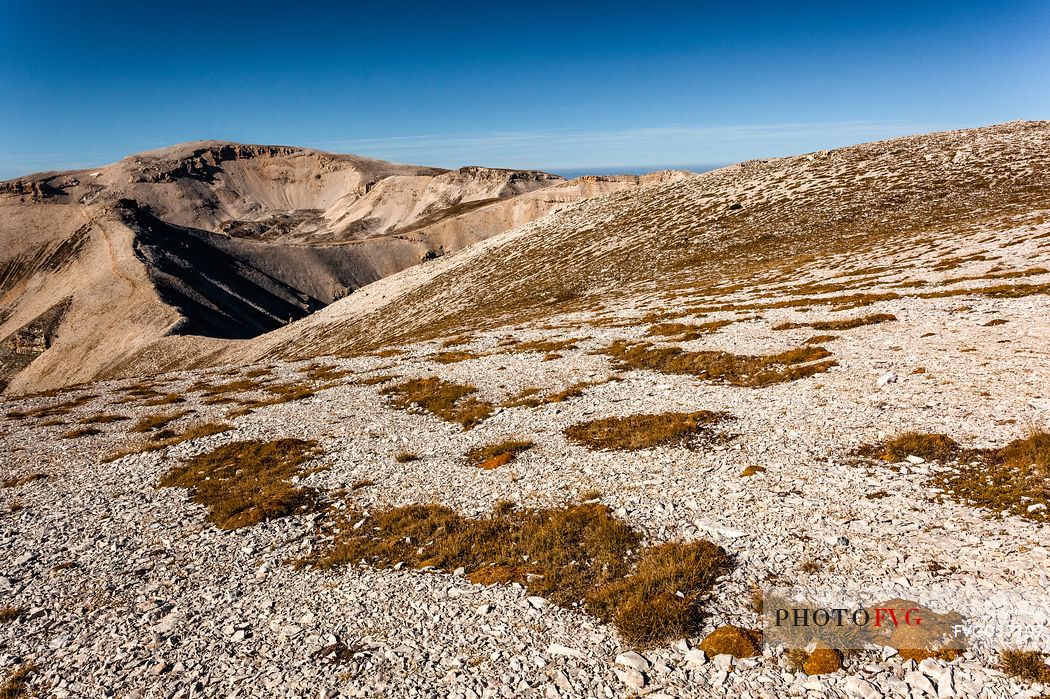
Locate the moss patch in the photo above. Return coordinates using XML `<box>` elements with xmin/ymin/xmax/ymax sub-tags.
<box><xmin>698</xmin><ymin>625</ymin><xmax>762</xmax><ymax>658</ymax></box>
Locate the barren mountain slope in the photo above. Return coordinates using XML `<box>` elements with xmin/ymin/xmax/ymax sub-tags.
<box><xmin>0</xmin><ymin>143</ymin><xmax>669</xmax><ymax>393</ymax></box>
<box><xmin>2</xmin><ymin>121</ymin><xmax>1050</xmax><ymax>696</ymax></box>
<box><xmin>212</xmin><ymin>120</ymin><xmax>1050</xmax><ymax>365</ymax></box>
<box><xmin>3</xmin><ymin>122</ymin><xmax>1050</xmax><ymax>698</ymax></box>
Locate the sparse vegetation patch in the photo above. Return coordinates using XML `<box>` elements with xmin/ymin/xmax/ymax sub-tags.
<box><xmin>0</xmin><ymin>606</ymin><xmax>24</xmax><ymax>622</ymax></box>
<box><xmin>0</xmin><ymin>664</ymin><xmax>34</xmax><ymax>698</ymax></box>
<box><xmin>605</xmin><ymin>341</ymin><xmax>836</xmax><ymax>387</ymax></box>
<box><xmin>307</xmin><ymin>501</ymin><xmax>731</xmax><ymax>647</ymax></box>
<box><xmin>859</xmin><ymin>429</ymin><xmax>1050</xmax><ymax>521</ymax></box>
<box><xmin>382</xmin><ymin>377</ymin><xmax>493</xmax><ymax>429</ymax></box>
<box><xmin>2</xmin><ymin>473</ymin><xmax>48</xmax><ymax>488</ymax></box>
<box><xmin>466</xmin><ymin>440</ymin><xmax>534</xmax><ymax>469</ymax></box>
<box><xmin>774</xmin><ymin>312</ymin><xmax>897</xmax><ymax>331</ymax></box>
<box><xmin>131</xmin><ymin>411</ymin><xmax>190</xmax><ymax>433</ymax></box>
<box><xmin>1000</xmin><ymin>649</ymin><xmax>1050</xmax><ymax>683</ymax></box>
<box><xmin>159</xmin><ymin>439</ymin><xmax>325</xmax><ymax>529</ymax></box>
<box><xmin>565</xmin><ymin>411</ymin><xmax>728</xmax><ymax>451</ymax></box>
<box><xmin>102</xmin><ymin>422</ymin><xmax>233</xmax><ymax>462</ymax></box>
<box><xmin>647</xmin><ymin>319</ymin><xmax>733</xmax><ymax>340</ymax></box>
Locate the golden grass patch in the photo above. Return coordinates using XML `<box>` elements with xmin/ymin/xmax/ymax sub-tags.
<box><xmin>502</xmin><ymin>379</ymin><xmax>607</xmax><ymax>409</ymax></box>
<box><xmin>1000</xmin><ymin>649</ymin><xmax>1050</xmax><ymax>683</ymax></box>
<box><xmin>860</xmin><ymin>429</ymin><xmax>1050</xmax><ymax>521</ymax></box>
<box><xmin>775</xmin><ymin>312</ymin><xmax>897</xmax><ymax>331</ymax></box>
<box><xmin>0</xmin><ymin>664</ymin><xmax>34</xmax><ymax>699</ymax></box>
<box><xmin>0</xmin><ymin>607</ymin><xmax>23</xmax><ymax>623</ymax></box>
<box><xmin>467</xmin><ymin>440</ymin><xmax>534</xmax><ymax>469</ymax></box>
<box><xmin>382</xmin><ymin>377</ymin><xmax>493</xmax><ymax>429</ymax></box>
<box><xmin>565</xmin><ymin>411</ymin><xmax>728</xmax><ymax>451</ymax></box>
<box><xmin>356</xmin><ymin>374</ymin><xmax>398</xmax><ymax>386</ymax></box>
<box><xmin>5</xmin><ymin>394</ymin><xmax>95</xmax><ymax>420</ymax></box>
<box><xmin>300</xmin><ymin>363</ymin><xmax>354</xmax><ymax>382</ymax></box>
<box><xmin>647</xmin><ymin>319</ymin><xmax>733</xmax><ymax>340</ymax></box>
<box><xmin>605</xmin><ymin>341</ymin><xmax>836</xmax><ymax>387</ymax></box>
<box><xmin>102</xmin><ymin>422</ymin><xmax>233</xmax><ymax>462</ymax></box>
<box><xmin>307</xmin><ymin>501</ymin><xmax>730</xmax><ymax>648</ymax></box>
<box><xmin>159</xmin><ymin>439</ymin><xmax>325</xmax><ymax>530</ymax></box>
<box><xmin>131</xmin><ymin>411</ymin><xmax>190</xmax><ymax>433</ymax></box>
<box><xmin>79</xmin><ymin>413</ymin><xmax>128</xmax><ymax>424</ymax></box>
<box><xmin>431</xmin><ymin>350</ymin><xmax>483</xmax><ymax>364</ymax></box>
<box><xmin>61</xmin><ymin>426</ymin><xmax>102</xmax><ymax>439</ymax></box>
<box><xmin>2</xmin><ymin>473</ymin><xmax>48</xmax><ymax>488</ymax></box>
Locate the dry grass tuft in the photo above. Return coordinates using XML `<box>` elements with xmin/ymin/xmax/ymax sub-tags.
<box><xmin>159</xmin><ymin>439</ymin><xmax>325</xmax><ymax>529</ymax></box>
<box><xmin>861</xmin><ymin>432</ymin><xmax>961</xmax><ymax>462</ymax></box>
<box><xmin>860</xmin><ymin>429</ymin><xmax>1050</xmax><ymax>521</ymax></box>
<box><xmin>431</xmin><ymin>350</ymin><xmax>483</xmax><ymax>364</ymax></box>
<box><xmin>1000</xmin><ymin>649</ymin><xmax>1050</xmax><ymax>683</ymax></box>
<box><xmin>131</xmin><ymin>411</ymin><xmax>190</xmax><ymax>433</ymax></box>
<box><xmin>144</xmin><ymin>393</ymin><xmax>186</xmax><ymax>406</ymax></box>
<box><xmin>647</xmin><ymin>319</ymin><xmax>733</xmax><ymax>340</ymax></box>
<box><xmin>936</xmin><ymin>430</ymin><xmax>1050</xmax><ymax>522</ymax></box>
<box><xmin>226</xmin><ymin>382</ymin><xmax>316</xmax><ymax>417</ymax></box>
<box><xmin>503</xmin><ymin>338</ymin><xmax>579</xmax><ymax>353</ymax></box>
<box><xmin>308</xmin><ymin>501</ymin><xmax>731</xmax><ymax>647</ymax></box>
<box><xmin>102</xmin><ymin>422</ymin><xmax>233</xmax><ymax>462</ymax></box>
<box><xmin>775</xmin><ymin>312</ymin><xmax>897</xmax><ymax>331</ymax></box>
<box><xmin>502</xmin><ymin>380</ymin><xmax>607</xmax><ymax>409</ymax></box>
<box><xmin>467</xmin><ymin>440</ymin><xmax>534</xmax><ymax>469</ymax></box>
<box><xmin>79</xmin><ymin>414</ymin><xmax>128</xmax><ymax>424</ymax></box>
<box><xmin>0</xmin><ymin>607</ymin><xmax>23</xmax><ymax>622</ymax></box>
<box><xmin>356</xmin><ymin>374</ymin><xmax>398</xmax><ymax>386</ymax></box>
<box><xmin>605</xmin><ymin>341</ymin><xmax>836</xmax><ymax>387</ymax></box>
<box><xmin>803</xmin><ymin>334</ymin><xmax>838</xmax><ymax>345</ymax></box>
<box><xmin>382</xmin><ymin>377</ymin><xmax>493</xmax><ymax>429</ymax></box>
<box><xmin>565</xmin><ymin>411</ymin><xmax>728</xmax><ymax>451</ymax></box>
<box><xmin>300</xmin><ymin>363</ymin><xmax>354</xmax><ymax>382</ymax></box>
<box><xmin>61</xmin><ymin>426</ymin><xmax>102</xmax><ymax>439</ymax></box>
<box><xmin>0</xmin><ymin>664</ymin><xmax>34</xmax><ymax>699</ymax></box>
<box><xmin>5</xmin><ymin>394</ymin><xmax>95</xmax><ymax>420</ymax></box>
<box><xmin>2</xmin><ymin>473</ymin><xmax>48</xmax><ymax>488</ymax></box>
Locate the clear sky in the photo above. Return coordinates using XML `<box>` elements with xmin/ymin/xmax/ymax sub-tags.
<box><xmin>1</xmin><ymin>1</ymin><xmax>1047</xmax><ymax>179</ymax></box>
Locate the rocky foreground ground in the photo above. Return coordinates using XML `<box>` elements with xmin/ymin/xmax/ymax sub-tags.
<box><xmin>2</xmin><ymin>266</ymin><xmax>1050</xmax><ymax>698</ymax></box>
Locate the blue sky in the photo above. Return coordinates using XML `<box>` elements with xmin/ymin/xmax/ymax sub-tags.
<box><xmin>1</xmin><ymin>1</ymin><xmax>1047</xmax><ymax>178</ymax></box>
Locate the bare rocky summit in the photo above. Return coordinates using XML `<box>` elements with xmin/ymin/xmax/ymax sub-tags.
<box><xmin>2</xmin><ymin>122</ymin><xmax>1050</xmax><ymax>698</ymax></box>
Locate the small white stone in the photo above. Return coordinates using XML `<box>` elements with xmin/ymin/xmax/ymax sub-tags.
<box><xmin>684</xmin><ymin>649</ymin><xmax>707</xmax><ymax>668</ymax></box>
<box><xmin>615</xmin><ymin>651</ymin><xmax>650</xmax><ymax>672</ymax></box>
<box><xmin>877</xmin><ymin>371</ymin><xmax>898</xmax><ymax>386</ymax></box>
